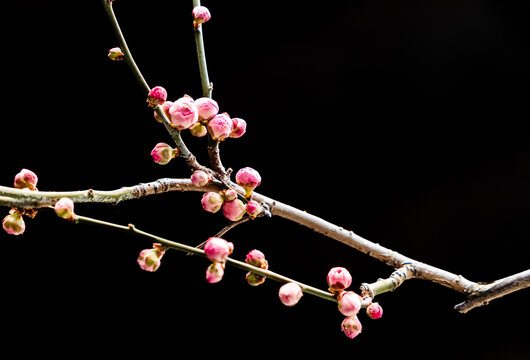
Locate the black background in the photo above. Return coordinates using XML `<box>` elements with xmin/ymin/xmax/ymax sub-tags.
<box><xmin>1</xmin><ymin>1</ymin><xmax>529</xmax><ymax>358</ymax></box>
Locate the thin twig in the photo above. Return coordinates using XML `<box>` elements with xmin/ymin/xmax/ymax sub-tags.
<box><xmin>187</xmin><ymin>217</ymin><xmax>250</xmax><ymax>255</ymax></box>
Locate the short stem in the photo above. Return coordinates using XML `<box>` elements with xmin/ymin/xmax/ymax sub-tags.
<box><xmin>360</xmin><ymin>264</ymin><xmax>416</xmax><ymax>299</ymax></box>
<box><xmin>193</xmin><ymin>0</ymin><xmax>212</xmax><ymax>98</ymax></box>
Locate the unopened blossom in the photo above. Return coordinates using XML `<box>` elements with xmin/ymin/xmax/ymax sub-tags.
<box><xmin>203</xmin><ymin>237</ymin><xmax>233</xmax><ymax>263</ymax></box>
<box><xmin>206</xmin><ymin>262</ymin><xmax>224</xmax><ymax>284</ymax></box>
<box><xmin>327</xmin><ymin>267</ymin><xmax>352</xmax><ymax>293</ymax></box>
<box><xmin>189</xmin><ymin>123</ymin><xmax>207</xmax><ymax>137</ymax></box>
<box><xmin>245</xmin><ymin>249</ymin><xmax>268</xmax><ymax>268</ymax></box>
<box><xmin>366</xmin><ymin>302</ymin><xmax>383</xmax><ymax>319</ymax></box>
<box><xmin>107</xmin><ymin>47</ymin><xmax>124</xmax><ymax>61</ymax></box>
<box><xmin>191</xmin><ymin>170</ymin><xmax>211</xmax><ymax>187</ymax></box>
<box><xmin>169</xmin><ymin>96</ymin><xmax>199</xmax><ymax>130</ymax></box>
<box><xmin>221</xmin><ymin>188</ymin><xmax>238</xmax><ymax>201</ymax></box>
<box><xmin>2</xmin><ymin>211</ymin><xmax>25</xmax><ymax>235</ymax></box>
<box><xmin>137</xmin><ymin>244</ymin><xmax>167</xmax><ymax>272</ymax></box>
<box><xmin>246</xmin><ymin>272</ymin><xmax>266</xmax><ymax>286</ymax></box>
<box><xmin>54</xmin><ymin>197</ymin><xmax>75</xmax><ymax>220</ymax></box>
<box><xmin>150</xmin><ymin>142</ymin><xmax>177</xmax><ymax>165</ymax></box>
<box><xmin>14</xmin><ymin>168</ymin><xmax>38</xmax><ymax>191</ymax></box>
<box><xmin>230</xmin><ymin>118</ymin><xmax>247</xmax><ymax>138</ymax></box>
<box><xmin>222</xmin><ymin>199</ymin><xmax>246</xmax><ymax>221</ymax></box>
<box><xmin>245</xmin><ymin>200</ymin><xmax>262</xmax><ymax>219</ymax></box>
<box><xmin>279</xmin><ymin>282</ymin><xmax>303</xmax><ymax>307</ymax></box>
<box><xmin>192</xmin><ymin>5</ymin><xmax>211</xmax><ymax>28</ymax></box>
<box><xmin>207</xmin><ymin>113</ymin><xmax>233</xmax><ymax>141</ymax></box>
<box><xmin>194</xmin><ymin>97</ymin><xmax>219</xmax><ymax>122</ymax></box>
<box><xmin>154</xmin><ymin>101</ymin><xmax>173</xmax><ymax>123</ymax></box>
<box><xmin>201</xmin><ymin>192</ymin><xmax>224</xmax><ymax>213</ymax></box>
<box><xmin>235</xmin><ymin>167</ymin><xmax>261</xmax><ymax>197</ymax></box>
<box><xmin>337</xmin><ymin>291</ymin><xmax>362</xmax><ymax>317</ymax></box>
<box><xmin>147</xmin><ymin>86</ymin><xmax>167</xmax><ymax>108</ymax></box>
<box><xmin>341</xmin><ymin>315</ymin><xmax>362</xmax><ymax>339</ymax></box>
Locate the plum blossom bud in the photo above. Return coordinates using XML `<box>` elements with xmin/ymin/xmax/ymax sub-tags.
<box><xmin>337</xmin><ymin>291</ymin><xmax>362</xmax><ymax>317</ymax></box>
<box><xmin>189</xmin><ymin>123</ymin><xmax>208</xmax><ymax>137</ymax></box>
<box><xmin>207</xmin><ymin>113</ymin><xmax>233</xmax><ymax>141</ymax></box>
<box><xmin>279</xmin><ymin>282</ymin><xmax>303</xmax><ymax>307</ymax></box>
<box><xmin>201</xmin><ymin>192</ymin><xmax>224</xmax><ymax>213</ymax></box>
<box><xmin>194</xmin><ymin>97</ymin><xmax>219</xmax><ymax>122</ymax></box>
<box><xmin>230</xmin><ymin>118</ymin><xmax>247</xmax><ymax>138</ymax></box>
<box><xmin>246</xmin><ymin>272</ymin><xmax>266</xmax><ymax>287</ymax></box>
<box><xmin>206</xmin><ymin>262</ymin><xmax>225</xmax><ymax>283</ymax></box>
<box><xmin>245</xmin><ymin>249</ymin><xmax>268</xmax><ymax>268</ymax></box>
<box><xmin>192</xmin><ymin>5</ymin><xmax>211</xmax><ymax>28</ymax></box>
<box><xmin>108</xmin><ymin>47</ymin><xmax>124</xmax><ymax>61</ymax></box>
<box><xmin>14</xmin><ymin>168</ymin><xmax>38</xmax><ymax>191</ymax></box>
<box><xmin>137</xmin><ymin>244</ymin><xmax>167</xmax><ymax>272</ymax></box>
<box><xmin>246</xmin><ymin>200</ymin><xmax>262</xmax><ymax>219</ymax></box>
<box><xmin>235</xmin><ymin>167</ymin><xmax>261</xmax><ymax>197</ymax></box>
<box><xmin>2</xmin><ymin>211</ymin><xmax>25</xmax><ymax>235</ymax></box>
<box><xmin>222</xmin><ymin>199</ymin><xmax>246</xmax><ymax>221</ymax></box>
<box><xmin>191</xmin><ymin>170</ymin><xmax>211</xmax><ymax>187</ymax></box>
<box><xmin>204</xmin><ymin>237</ymin><xmax>233</xmax><ymax>263</ymax></box>
<box><xmin>341</xmin><ymin>315</ymin><xmax>362</xmax><ymax>339</ymax></box>
<box><xmin>327</xmin><ymin>267</ymin><xmax>352</xmax><ymax>293</ymax></box>
<box><xmin>221</xmin><ymin>188</ymin><xmax>238</xmax><ymax>201</ymax></box>
<box><xmin>151</xmin><ymin>142</ymin><xmax>177</xmax><ymax>165</ymax></box>
<box><xmin>54</xmin><ymin>197</ymin><xmax>75</xmax><ymax>220</ymax></box>
<box><xmin>366</xmin><ymin>302</ymin><xmax>383</xmax><ymax>319</ymax></box>
<box><xmin>147</xmin><ymin>86</ymin><xmax>167</xmax><ymax>108</ymax></box>
<box><xmin>154</xmin><ymin>101</ymin><xmax>173</xmax><ymax>123</ymax></box>
<box><xmin>169</xmin><ymin>96</ymin><xmax>199</xmax><ymax>130</ymax></box>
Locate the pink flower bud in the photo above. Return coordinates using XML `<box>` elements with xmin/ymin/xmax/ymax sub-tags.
<box><xmin>108</xmin><ymin>47</ymin><xmax>124</xmax><ymax>61</ymax></box>
<box><xmin>235</xmin><ymin>167</ymin><xmax>261</xmax><ymax>197</ymax></box>
<box><xmin>246</xmin><ymin>272</ymin><xmax>266</xmax><ymax>287</ymax></box>
<box><xmin>54</xmin><ymin>197</ymin><xmax>75</xmax><ymax>220</ymax></box>
<box><xmin>245</xmin><ymin>200</ymin><xmax>262</xmax><ymax>219</ymax></box>
<box><xmin>245</xmin><ymin>249</ymin><xmax>268</xmax><ymax>268</ymax></box>
<box><xmin>191</xmin><ymin>170</ymin><xmax>211</xmax><ymax>187</ymax></box>
<box><xmin>2</xmin><ymin>211</ymin><xmax>25</xmax><ymax>235</ymax></box>
<box><xmin>147</xmin><ymin>86</ymin><xmax>167</xmax><ymax>108</ymax></box>
<box><xmin>169</xmin><ymin>96</ymin><xmax>199</xmax><ymax>130</ymax></box>
<box><xmin>192</xmin><ymin>5</ymin><xmax>211</xmax><ymax>28</ymax></box>
<box><xmin>279</xmin><ymin>282</ymin><xmax>303</xmax><ymax>306</ymax></box>
<box><xmin>327</xmin><ymin>267</ymin><xmax>352</xmax><ymax>293</ymax></box>
<box><xmin>366</xmin><ymin>302</ymin><xmax>383</xmax><ymax>319</ymax></box>
<box><xmin>230</xmin><ymin>118</ymin><xmax>247</xmax><ymax>138</ymax></box>
<box><xmin>137</xmin><ymin>244</ymin><xmax>167</xmax><ymax>272</ymax></box>
<box><xmin>201</xmin><ymin>192</ymin><xmax>224</xmax><ymax>213</ymax></box>
<box><xmin>150</xmin><ymin>142</ymin><xmax>177</xmax><ymax>165</ymax></box>
<box><xmin>222</xmin><ymin>199</ymin><xmax>246</xmax><ymax>221</ymax></box>
<box><xmin>207</xmin><ymin>113</ymin><xmax>233</xmax><ymax>141</ymax></box>
<box><xmin>189</xmin><ymin>123</ymin><xmax>208</xmax><ymax>137</ymax></box>
<box><xmin>337</xmin><ymin>291</ymin><xmax>362</xmax><ymax>316</ymax></box>
<box><xmin>221</xmin><ymin>188</ymin><xmax>238</xmax><ymax>201</ymax></box>
<box><xmin>154</xmin><ymin>101</ymin><xmax>173</xmax><ymax>123</ymax></box>
<box><xmin>14</xmin><ymin>168</ymin><xmax>38</xmax><ymax>191</ymax></box>
<box><xmin>204</xmin><ymin>237</ymin><xmax>233</xmax><ymax>263</ymax></box>
<box><xmin>341</xmin><ymin>315</ymin><xmax>362</xmax><ymax>339</ymax></box>
<box><xmin>206</xmin><ymin>262</ymin><xmax>225</xmax><ymax>284</ymax></box>
<box><xmin>194</xmin><ymin>97</ymin><xmax>219</xmax><ymax>122</ymax></box>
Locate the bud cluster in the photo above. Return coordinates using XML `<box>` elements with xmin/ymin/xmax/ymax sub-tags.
<box><xmin>244</xmin><ymin>249</ymin><xmax>269</xmax><ymax>286</ymax></box>
<box><xmin>204</xmin><ymin>237</ymin><xmax>233</xmax><ymax>283</ymax></box>
<box><xmin>3</xmin><ymin>169</ymin><xmax>39</xmax><ymax>235</ymax></box>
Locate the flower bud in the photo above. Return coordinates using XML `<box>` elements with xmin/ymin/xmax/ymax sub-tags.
<box><xmin>137</xmin><ymin>244</ymin><xmax>167</xmax><ymax>272</ymax></box>
<box><xmin>246</xmin><ymin>272</ymin><xmax>266</xmax><ymax>287</ymax></box>
<box><xmin>154</xmin><ymin>101</ymin><xmax>173</xmax><ymax>123</ymax></box>
<box><xmin>341</xmin><ymin>315</ymin><xmax>362</xmax><ymax>339</ymax></box>
<box><xmin>207</xmin><ymin>113</ymin><xmax>233</xmax><ymax>141</ymax></box>
<box><xmin>107</xmin><ymin>47</ymin><xmax>124</xmax><ymax>61</ymax></box>
<box><xmin>245</xmin><ymin>249</ymin><xmax>268</xmax><ymax>268</ymax></box>
<box><xmin>366</xmin><ymin>302</ymin><xmax>383</xmax><ymax>319</ymax></box>
<box><xmin>14</xmin><ymin>168</ymin><xmax>38</xmax><ymax>191</ymax></box>
<box><xmin>235</xmin><ymin>167</ymin><xmax>261</xmax><ymax>197</ymax></box>
<box><xmin>189</xmin><ymin>123</ymin><xmax>208</xmax><ymax>137</ymax></box>
<box><xmin>2</xmin><ymin>211</ymin><xmax>25</xmax><ymax>235</ymax></box>
<box><xmin>191</xmin><ymin>170</ymin><xmax>211</xmax><ymax>187</ymax></box>
<box><xmin>245</xmin><ymin>200</ymin><xmax>262</xmax><ymax>219</ymax></box>
<box><xmin>203</xmin><ymin>237</ymin><xmax>233</xmax><ymax>263</ymax></box>
<box><xmin>194</xmin><ymin>97</ymin><xmax>219</xmax><ymax>122</ymax></box>
<box><xmin>169</xmin><ymin>96</ymin><xmax>199</xmax><ymax>130</ymax></box>
<box><xmin>206</xmin><ymin>262</ymin><xmax>225</xmax><ymax>283</ymax></box>
<box><xmin>54</xmin><ymin>197</ymin><xmax>75</xmax><ymax>220</ymax></box>
<box><xmin>147</xmin><ymin>86</ymin><xmax>167</xmax><ymax>108</ymax></box>
<box><xmin>230</xmin><ymin>118</ymin><xmax>247</xmax><ymax>138</ymax></box>
<box><xmin>192</xmin><ymin>5</ymin><xmax>211</xmax><ymax>28</ymax></box>
<box><xmin>151</xmin><ymin>142</ymin><xmax>177</xmax><ymax>165</ymax></box>
<box><xmin>327</xmin><ymin>267</ymin><xmax>352</xmax><ymax>293</ymax></box>
<box><xmin>279</xmin><ymin>282</ymin><xmax>303</xmax><ymax>306</ymax></box>
<box><xmin>222</xmin><ymin>199</ymin><xmax>246</xmax><ymax>221</ymax></box>
<box><xmin>221</xmin><ymin>188</ymin><xmax>238</xmax><ymax>201</ymax></box>
<box><xmin>201</xmin><ymin>192</ymin><xmax>224</xmax><ymax>213</ymax></box>
<box><xmin>337</xmin><ymin>291</ymin><xmax>362</xmax><ymax>316</ymax></box>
